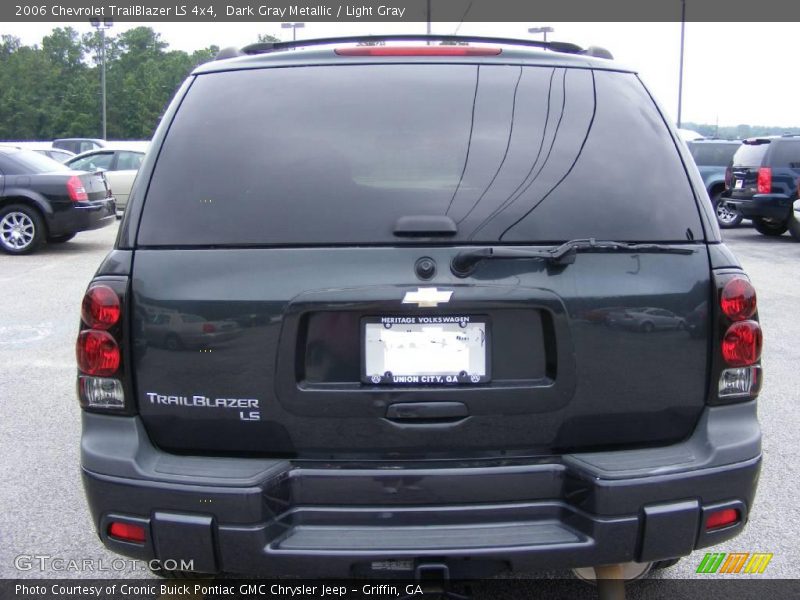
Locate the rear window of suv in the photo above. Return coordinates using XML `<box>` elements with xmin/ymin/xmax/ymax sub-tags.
<box><xmin>138</xmin><ymin>64</ymin><xmax>702</xmax><ymax>246</ymax></box>
<box><xmin>733</xmin><ymin>140</ymin><xmax>770</xmax><ymax>168</ymax></box>
<box><xmin>688</xmin><ymin>142</ymin><xmax>740</xmax><ymax>167</ymax></box>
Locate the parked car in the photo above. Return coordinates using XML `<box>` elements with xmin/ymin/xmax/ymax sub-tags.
<box><xmin>66</xmin><ymin>143</ymin><xmax>148</xmax><ymax>213</ymax></box>
<box><xmin>686</xmin><ymin>139</ymin><xmax>742</xmax><ymax>228</ymax></box>
<box><xmin>677</xmin><ymin>128</ymin><xmax>704</xmax><ymax>141</ymax></box>
<box><xmin>0</xmin><ymin>142</ymin><xmax>75</xmax><ymax>163</ymax></box>
<box><xmin>52</xmin><ymin>138</ymin><xmax>106</xmax><ymax>154</ymax></box>
<box><xmin>35</xmin><ymin>147</ymin><xmax>75</xmax><ymax>163</ymax></box>
<box><xmin>78</xmin><ymin>36</ymin><xmax>762</xmax><ymax>583</ymax></box>
<box><xmin>605</xmin><ymin>307</ymin><xmax>687</xmax><ymax>332</ymax></box>
<box><xmin>0</xmin><ymin>147</ymin><xmax>115</xmax><ymax>254</ymax></box>
<box><xmin>721</xmin><ymin>135</ymin><xmax>800</xmax><ymax>239</ymax></box>
<box><xmin>141</xmin><ymin>308</ymin><xmax>239</xmax><ymax>350</ymax></box>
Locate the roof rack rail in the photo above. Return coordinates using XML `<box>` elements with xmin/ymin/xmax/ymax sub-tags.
<box><xmin>215</xmin><ymin>35</ymin><xmax>613</xmax><ymax>61</ymax></box>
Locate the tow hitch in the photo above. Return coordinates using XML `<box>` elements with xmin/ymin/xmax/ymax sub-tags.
<box><xmin>396</xmin><ymin>563</ymin><xmax>471</xmax><ymax>600</ymax></box>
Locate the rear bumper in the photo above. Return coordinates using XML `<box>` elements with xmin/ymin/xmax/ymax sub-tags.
<box><xmin>723</xmin><ymin>193</ymin><xmax>792</xmax><ymax>221</ymax></box>
<box><xmin>48</xmin><ymin>198</ymin><xmax>116</xmax><ymax>236</ymax></box>
<box><xmin>81</xmin><ymin>402</ymin><xmax>761</xmax><ymax>577</ymax></box>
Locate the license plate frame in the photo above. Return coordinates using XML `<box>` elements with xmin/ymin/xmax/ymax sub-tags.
<box><xmin>361</xmin><ymin>315</ymin><xmax>491</xmax><ymax>385</ymax></box>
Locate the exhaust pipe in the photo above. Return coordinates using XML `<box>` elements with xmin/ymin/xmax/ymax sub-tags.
<box><xmin>573</xmin><ymin>562</ymin><xmax>653</xmax><ymax>600</ymax></box>
<box><xmin>573</xmin><ymin>561</ymin><xmax>652</xmax><ymax>582</ymax></box>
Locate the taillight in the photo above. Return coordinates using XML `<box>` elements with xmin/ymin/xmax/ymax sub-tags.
<box><xmin>335</xmin><ymin>46</ymin><xmax>502</xmax><ymax>56</ymax></box>
<box><xmin>705</xmin><ymin>508</ymin><xmax>740</xmax><ymax>531</ymax></box>
<box><xmin>108</xmin><ymin>522</ymin><xmax>146</xmax><ymax>543</ymax></box>
<box><xmin>724</xmin><ymin>167</ymin><xmax>732</xmax><ymax>189</ymax></box>
<box><xmin>715</xmin><ymin>273</ymin><xmax>762</xmax><ymax>402</ymax></box>
<box><xmin>81</xmin><ymin>284</ymin><xmax>121</xmax><ymax>330</ymax></box>
<box><xmin>202</xmin><ymin>323</ymin><xmax>217</xmax><ymax>333</ymax></box>
<box><xmin>720</xmin><ymin>278</ymin><xmax>757</xmax><ymax>321</ymax></box>
<box><xmin>757</xmin><ymin>167</ymin><xmax>772</xmax><ymax>194</ymax></box>
<box><xmin>76</xmin><ymin>330</ymin><xmax>120</xmax><ymax>376</ymax></box>
<box><xmin>67</xmin><ymin>175</ymin><xmax>88</xmax><ymax>202</ymax></box>
<box><xmin>77</xmin><ymin>279</ymin><xmax>127</xmax><ymax>411</ymax></box>
<box><xmin>722</xmin><ymin>321</ymin><xmax>762</xmax><ymax>366</ymax></box>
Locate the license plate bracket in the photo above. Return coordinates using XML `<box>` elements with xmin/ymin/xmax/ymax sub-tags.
<box><xmin>361</xmin><ymin>315</ymin><xmax>490</xmax><ymax>385</ymax></box>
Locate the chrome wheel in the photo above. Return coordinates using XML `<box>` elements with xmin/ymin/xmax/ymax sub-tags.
<box><xmin>0</xmin><ymin>211</ymin><xmax>36</xmax><ymax>251</ymax></box>
<box><xmin>714</xmin><ymin>196</ymin><xmax>742</xmax><ymax>228</ymax></box>
<box><xmin>716</xmin><ymin>203</ymin><xmax>738</xmax><ymax>224</ymax></box>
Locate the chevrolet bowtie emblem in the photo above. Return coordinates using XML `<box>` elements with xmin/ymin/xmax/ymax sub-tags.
<box><xmin>402</xmin><ymin>288</ymin><xmax>453</xmax><ymax>308</ymax></box>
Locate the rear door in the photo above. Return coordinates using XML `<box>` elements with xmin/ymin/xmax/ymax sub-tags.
<box><xmin>131</xmin><ymin>63</ymin><xmax>710</xmax><ymax>459</ymax></box>
<box><xmin>730</xmin><ymin>139</ymin><xmax>770</xmax><ymax>197</ymax></box>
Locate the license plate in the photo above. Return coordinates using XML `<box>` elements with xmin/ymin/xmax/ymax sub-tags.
<box><xmin>735</xmin><ymin>179</ymin><xmax>743</xmax><ymax>189</ymax></box>
<box><xmin>362</xmin><ymin>316</ymin><xmax>490</xmax><ymax>385</ymax></box>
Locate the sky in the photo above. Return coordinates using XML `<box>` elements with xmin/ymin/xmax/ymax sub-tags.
<box><xmin>5</xmin><ymin>20</ymin><xmax>799</xmax><ymax>128</ymax></box>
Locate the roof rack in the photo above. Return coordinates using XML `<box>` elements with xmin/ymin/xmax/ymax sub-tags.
<box><xmin>215</xmin><ymin>35</ymin><xmax>613</xmax><ymax>61</ymax></box>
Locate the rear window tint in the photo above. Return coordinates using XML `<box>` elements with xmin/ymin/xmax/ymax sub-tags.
<box><xmin>688</xmin><ymin>142</ymin><xmax>740</xmax><ymax>166</ymax></box>
<box><xmin>138</xmin><ymin>65</ymin><xmax>702</xmax><ymax>246</ymax></box>
<box><xmin>733</xmin><ymin>142</ymin><xmax>770</xmax><ymax>167</ymax></box>
<box><xmin>768</xmin><ymin>141</ymin><xmax>800</xmax><ymax>168</ymax></box>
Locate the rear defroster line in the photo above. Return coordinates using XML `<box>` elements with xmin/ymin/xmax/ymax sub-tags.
<box><xmin>456</xmin><ymin>66</ymin><xmax>524</xmax><ymax>225</ymax></box>
<box><xmin>497</xmin><ymin>70</ymin><xmax>598</xmax><ymax>241</ymax></box>
<box><xmin>445</xmin><ymin>66</ymin><xmax>481</xmax><ymax>216</ymax></box>
<box><xmin>467</xmin><ymin>67</ymin><xmax>563</xmax><ymax>239</ymax></box>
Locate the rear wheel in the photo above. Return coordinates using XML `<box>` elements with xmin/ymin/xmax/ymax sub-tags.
<box><xmin>713</xmin><ymin>191</ymin><xmax>742</xmax><ymax>228</ymax></box>
<box><xmin>752</xmin><ymin>217</ymin><xmax>788</xmax><ymax>237</ymax></box>
<box><xmin>0</xmin><ymin>204</ymin><xmax>45</xmax><ymax>255</ymax></box>
<box><xmin>47</xmin><ymin>233</ymin><xmax>76</xmax><ymax>244</ymax></box>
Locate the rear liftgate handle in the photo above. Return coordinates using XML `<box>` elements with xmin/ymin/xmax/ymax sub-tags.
<box><xmin>385</xmin><ymin>402</ymin><xmax>468</xmax><ymax>424</ymax></box>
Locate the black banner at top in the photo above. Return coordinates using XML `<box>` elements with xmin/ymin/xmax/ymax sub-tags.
<box><xmin>6</xmin><ymin>0</ymin><xmax>800</xmax><ymax>23</ymax></box>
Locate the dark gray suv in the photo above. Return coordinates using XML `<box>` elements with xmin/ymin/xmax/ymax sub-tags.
<box><xmin>76</xmin><ymin>36</ymin><xmax>763</xmax><ymax>583</ymax></box>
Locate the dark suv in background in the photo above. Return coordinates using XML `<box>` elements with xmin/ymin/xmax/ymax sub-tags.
<box><xmin>722</xmin><ymin>135</ymin><xmax>800</xmax><ymax>239</ymax></box>
<box><xmin>77</xmin><ymin>36</ymin><xmax>763</xmax><ymax>584</ymax></box>
<box><xmin>686</xmin><ymin>139</ymin><xmax>742</xmax><ymax>228</ymax></box>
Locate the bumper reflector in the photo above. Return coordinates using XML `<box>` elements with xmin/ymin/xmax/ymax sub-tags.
<box><xmin>108</xmin><ymin>522</ymin><xmax>146</xmax><ymax>543</ymax></box>
<box><xmin>79</xmin><ymin>376</ymin><xmax>125</xmax><ymax>409</ymax></box>
<box><xmin>718</xmin><ymin>366</ymin><xmax>761</xmax><ymax>399</ymax></box>
<box><xmin>706</xmin><ymin>508</ymin><xmax>740</xmax><ymax>531</ymax></box>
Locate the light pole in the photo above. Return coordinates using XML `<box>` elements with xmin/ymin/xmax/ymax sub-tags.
<box><xmin>528</xmin><ymin>26</ymin><xmax>554</xmax><ymax>49</ymax></box>
<box><xmin>90</xmin><ymin>18</ymin><xmax>113</xmax><ymax>140</ymax></box>
<box><xmin>281</xmin><ymin>22</ymin><xmax>305</xmax><ymax>42</ymax></box>
<box><xmin>427</xmin><ymin>0</ymin><xmax>431</xmax><ymax>43</ymax></box>
<box><xmin>677</xmin><ymin>0</ymin><xmax>686</xmax><ymax>128</ymax></box>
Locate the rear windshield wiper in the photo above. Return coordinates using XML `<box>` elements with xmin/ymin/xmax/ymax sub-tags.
<box><xmin>451</xmin><ymin>238</ymin><xmax>697</xmax><ymax>277</ymax></box>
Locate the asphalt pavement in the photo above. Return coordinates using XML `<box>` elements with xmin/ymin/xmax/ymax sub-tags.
<box><xmin>0</xmin><ymin>222</ymin><xmax>798</xmax><ymax>587</ymax></box>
